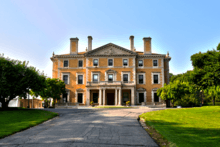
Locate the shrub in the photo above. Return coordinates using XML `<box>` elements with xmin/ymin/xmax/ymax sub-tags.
<box><xmin>90</xmin><ymin>101</ymin><xmax>94</xmax><ymax>105</ymax></box>
<box><xmin>126</xmin><ymin>101</ymin><xmax>130</xmax><ymax>105</ymax></box>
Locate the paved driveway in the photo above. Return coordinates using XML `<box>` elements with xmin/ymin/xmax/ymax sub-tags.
<box><xmin>0</xmin><ymin>108</ymin><xmax>165</xmax><ymax>147</ymax></box>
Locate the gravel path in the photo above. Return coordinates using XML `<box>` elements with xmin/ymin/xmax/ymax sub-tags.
<box><xmin>0</xmin><ymin>108</ymin><xmax>165</xmax><ymax>147</ymax></box>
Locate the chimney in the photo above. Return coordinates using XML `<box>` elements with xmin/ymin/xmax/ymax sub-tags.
<box><xmin>70</xmin><ymin>37</ymin><xmax>79</xmax><ymax>54</ymax></box>
<box><xmin>129</xmin><ymin>35</ymin><xmax>134</xmax><ymax>51</ymax></box>
<box><xmin>143</xmin><ymin>37</ymin><xmax>152</xmax><ymax>54</ymax></box>
<box><xmin>88</xmin><ymin>36</ymin><xmax>93</xmax><ymax>51</ymax></box>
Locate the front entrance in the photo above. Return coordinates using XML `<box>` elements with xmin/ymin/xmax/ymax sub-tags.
<box><xmin>107</xmin><ymin>93</ymin><xmax>115</xmax><ymax>105</ymax></box>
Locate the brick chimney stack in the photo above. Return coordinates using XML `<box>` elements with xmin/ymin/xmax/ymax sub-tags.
<box><xmin>88</xmin><ymin>36</ymin><xmax>93</xmax><ymax>51</ymax></box>
<box><xmin>129</xmin><ymin>35</ymin><xmax>134</xmax><ymax>51</ymax></box>
<box><xmin>70</xmin><ymin>37</ymin><xmax>79</xmax><ymax>55</ymax></box>
<box><xmin>143</xmin><ymin>37</ymin><xmax>152</xmax><ymax>54</ymax></box>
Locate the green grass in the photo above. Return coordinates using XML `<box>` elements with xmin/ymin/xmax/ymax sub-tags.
<box><xmin>0</xmin><ymin>109</ymin><xmax>58</xmax><ymax>139</ymax></box>
<box><xmin>139</xmin><ymin>106</ymin><xmax>220</xmax><ymax>147</ymax></box>
<box><xmin>94</xmin><ymin>106</ymin><xmax>133</xmax><ymax>108</ymax></box>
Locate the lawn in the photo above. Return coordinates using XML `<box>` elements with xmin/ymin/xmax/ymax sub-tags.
<box><xmin>94</xmin><ymin>106</ymin><xmax>133</xmax><ymax>108</ymax></box>
<box><xmin>139</xmin><ymin>106</ymin><xmax>220</xmax><ymax>147</ymax></box>
<box><xmin>0</xmin><ymin>108</ymin><xmax>58</xmax><ymax>139</ymax></box>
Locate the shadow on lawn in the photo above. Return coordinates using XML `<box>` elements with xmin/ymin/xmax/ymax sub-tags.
<box><xmin>146</xmin><ymin>119</ymin><xmax>220</xmax><ymax>147</ymax></box>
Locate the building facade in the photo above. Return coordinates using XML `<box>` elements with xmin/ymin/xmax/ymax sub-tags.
<box><xmin>50</xmin><ymin>36</ymin><xmax>171</xmax><ymax>106</ymax></box>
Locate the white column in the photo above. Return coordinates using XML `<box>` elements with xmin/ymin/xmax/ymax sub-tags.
<box><xmin>99</xmin><ymin>89</ymin><xmax>102</xmax><ymax>105</ymax></box>
<box><xmin>86</xmin><ymin>89</ymin><xmax>90</xmax><ymax>106</ymax></box>
<box><xmin>103</xmin><ymin>89</ymin><xmax>105</xmax><ymax>105</ymax></box>
<box><xmin>131</xmin><ymin>88</ymin><xmax>134</xmax><ymax>105</ymax></box>
<box><xmin>115</xmin><ymin>89</ymin><xmax>117</xmax><ymax>105</ymax></box>
<box><xmin>119</xmin><ymin>88</ymin><xmax>121</xmax><ymax>105</ymax></box>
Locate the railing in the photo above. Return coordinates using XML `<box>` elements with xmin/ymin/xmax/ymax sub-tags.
<box><xmin>87</xmin><ymin>81</ymin><xmax>135</xmax><ymax>86</ymax></box>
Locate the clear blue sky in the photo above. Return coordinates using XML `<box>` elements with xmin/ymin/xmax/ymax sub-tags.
<box><xmin>0</xmin><ymin>0</ymin><xmax>220</xmax><ymax>78</ymax></box>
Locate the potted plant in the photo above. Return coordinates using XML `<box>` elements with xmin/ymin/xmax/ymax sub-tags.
<box><xmin>90</xmin><ymin>101</ymin><xmax>95</xmax><ymax>107</ymax></box>
<box><xmin>126</xmin><ymin>101</ymin><xmax>131</xmax><ymax>107</ymax></box>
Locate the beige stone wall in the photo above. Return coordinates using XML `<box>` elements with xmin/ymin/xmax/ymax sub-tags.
<box><xmin>20</xmin><ymin>99</ymin><xmax>43</xmax><ymax>108</ymax></box>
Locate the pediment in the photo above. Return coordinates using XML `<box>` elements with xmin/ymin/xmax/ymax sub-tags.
<box><xmin>106</xmin><ymin>69</ymin><xmax>117</xmax><ymax>73</ymax></box>
<box><xmin>76</xmin><ymin>88</ymin><xmax>84</xmax><ymax>92</ymax></box>
<box><xmin>85</xmin><ymin>43</ymin><xmax>137</xmax><ymax>56</ymax></box>
<box><xmin>137</xmin><ymin>88</ymin><xmax>146</xmax><ymax>91</ymax></box>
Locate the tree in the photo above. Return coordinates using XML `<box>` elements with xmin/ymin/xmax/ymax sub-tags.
<box><xmin>38</xmin><ymin>78</ymin><xmax>66</xmax><ymax>108</ymax></box>
<box><xmin>203</xmin><ymin>85</ymin><xmax>220</xmax><ymax>105</ymax></box>
<box><xmin>0</xmin><ymin>54</ymin><xmax>46</xmax><ymax>109</ymax></box>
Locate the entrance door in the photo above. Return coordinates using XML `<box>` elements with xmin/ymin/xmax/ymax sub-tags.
<box><xmin>154</xmin><ymin>93</ymin><xmax>159</xmax><ymax>102</ymax></box>
<box><xmin>139</xmin><ymin>93</ymin><xmax>144</xmax><ymax>103</ymax></box>
<box><xmin>107</xmin><ymin>93</ymin><xmax>115</xmax><ymax>105</ymax></box>
<box><xmin>63</xmin><ymin>93</ymin><xmax>68</xmax><ymax>103</ymax></box>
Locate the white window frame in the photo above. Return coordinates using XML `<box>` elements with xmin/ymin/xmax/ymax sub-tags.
<box><xmin>93</xmin><ymin>58</ymin><xmax>99</xmax><ymax>67</ymax></box>
<box><xmin>108</xmin><ymin>74</ymin><xmax>114</xmax><ymax>82</ymax></box>
<box><xmin>136</xmin><ymin>91</ymin><xmax>146</xmax><ymax>104</ymax></box>
<box><xmin>63</xmin><ymin>59</ymin><xmax>69</xmax><ymax>68</ymax></box>
<box><xmin>138</xmin><ymin>59</ymin><xmax>144</xmax><ymax>68</ymax></box>
<box><xmin>108</xmin><ymin>58</ymin><xmax>114</xmax><ymax>67</ymax></box>
<box><xmin>77</xmin><ymin>93</ymin><xmax>84</xmax><ymax>104</ymax></box>
<box><xmin>121</xmin><ymin>71</ymin><xmax>130</xmax><ymax>83</ymax></box>
<box><xmin>91</xmin><ymin>72</ymin><xmax>100</xmax><ymax>83</ymax></box>
<box><xmin>62</xmin><ymin>91</ymin><xmax>70</xmax><ymax>103</ymax></box>
<box><xmin>152</xmin><ymin>90</ymin><xmax>161</xmax><ymax>102</ymax></box>
<box><xmin>105</xmin><ymin>71</ymin><xmax>117</xmax><ymax>81</ymax></box>
<box><xmin>137</xmin><ymin>73</ymin><xmax>145</xmax><ymax>84</ymax></box>
<box><xmin>76</xmin><ymin>73</ymin><xmax>84</xmax><ymax>85</ymax></box>
<box><xmin>152</xmin><ymin>73</ymin><xmax>160</xmax><ymax>84</ymax></box>
<box><xmin>61</xmin><ymin>73</ymin><xmax>70</xmax><ymax>85</ymax></box>
<box><xmin>153</xmin><ymin>59</ymin><xmax>158</xmax><ymax>68</ymax></box>
<box><xmin>122</xmin><ymin>58</ymin><xmax>129</xmax><ymax>67</ymax></box>
<box><xmin>78</xmin><ymin>59</ymin><xmax>83</xmax><ymax>68</ymax></box>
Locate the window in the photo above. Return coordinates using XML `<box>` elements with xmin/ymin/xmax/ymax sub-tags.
<box><xmin>93</xmin><ymin>93</ymin><xmax>98</xmax><ymax>103</ymax></box>
<box><xmin>108</xmin><ymin>74</ymin><xmax>113</xmax><ymax>82</ymax></box>
<box><xmin>153</xmin><ymin>60</ymin><xmax>158</xmax><ymax>67</ymax></box>
<box><xmin>78</xmin><ymin>93</ymin><xmax>83</xmax><ymax>103</ymax></box>
<box><xmin>108</xmin><ymin>59</ymin><xmax>113</xmax><ymax>66</ymax></box>
<box><xmin>154</xmin><ymin>93</ymin><xmax>159</xmax><ymax>102</ymax></box>
<box><xmin>139</xmin><ymin>93</ymin><xmax>144</xmax><ymax>103</ymax></box>
<box><xmin>64</xmin><ymin>60</ymin><xmax>68</xmax><ymax>67</ymax></box>
<box><xmin>139</xmin><ymin>75</ymin><xmax>143</xmax><ymax>84</ymax></box>
<box><xmin>78</xmin><ymin>75</ymin><xmax>83</xmax><ymax>84</ymax></box>
<box><xmin>78</xmin><ymin>60</ymin><xmax>83</xmax><ymax>67</ymax></box>
<box><xmin>63</xmin><ymin>93</ymin><xmax>68</xmax><ymax>103</ymax></box>
<box><xmin>93</xmin><ymin>74</ymin><xmax>98</xmax><ymax>83</ymax></box>
<box><xmin>154</xmin><ymin>75</ymin><xmax>158</xmax><ymax>84</ymax></box>
<box><xmin>63</xmin><ymin>75</ymin><xmax>68</xmax><ymax>84</ymax></box>
<box><xmin>93</xmin><ymin>59</ymin><xmax>98</xmax><ymax>66</ymax></box>
<box><xmin>123</xmin><ymin>59</ymin><xmax>128</xmax><ymax>66</ymax></box>
<box><xmin>123</xmin><ymin>92</ymin><xmax>129</xmax><ymax>104</ymax></box>
<box><xmin>123</xmin><ymin>74</ymin><xmax>128</xmax><ymax>83</ymax></box>
<box><xmin>138</xmin><ymin>60</ymin><xmax>143</xmax><ymax>67</ymax></box>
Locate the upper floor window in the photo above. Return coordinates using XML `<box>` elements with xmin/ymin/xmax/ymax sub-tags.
<box><xmin>123</xmin><ymin>74</ymin><xmax>128</xmax><ymax>83</ymax></box>
<box><xmin>153</xmin><ymin>60</ymin><xmax>158</xmax><ymax>67</ymax></box>
<box><xmin>154</xmin><ymin>75</ymin><xmax>158</xmax><ymax>84</ymax></box>
<box><xmin>78</xmin><ymin>60</ymin><xmax>83</xmax><ymax>67</ymax></box>
<box><xmin>108</xmin><ymin>74</ymin><xmax>113</xmax><ymax>82</ymax></box>
<box><xmin>63</xmin><ymin>75</ymin><xmax>68</xmax><ymax>84</ymax></box>
<box><xmin>138</xmin><ymin>60</ymin><xmax>143</xmax><ymax>67</ymax></box>
<box><xmin>93</xmin><ymin>74</ymin><xmax>98</xmax><ymax>83</ymax></box>
<box><xmin>139</xmin><ymin>75</ymin><xmax>143</xmax><ymax>84</ymax></box>
<box><xmin>64</xmin><ymin>60</ymin><xmax>68</xmax><ymax>67</ymax></box>
<box><xmin>78</xmin><ymin>75</ymin><xmax>83</xmax><ymax>84</ymax></box>
<box><xmin>108</xmin><ymin>59</ymin><xmax>113</xmax><ymax>66</ymax></box>
<box><xmin>123</xmin><ymin>59</ymin><xmax>128</xmax><ymax>66</ymax></box>
<box><xmin>93</xmin><ymin>59</ymin><xmax>98</xmax><ymax>66</ymax></box>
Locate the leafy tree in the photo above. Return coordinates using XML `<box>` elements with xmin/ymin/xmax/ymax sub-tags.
<box><xmin>38</xmin><ymin>78</ymin><xmax>66</xmax><ymax>108</ymax></box>
<box><xmin>203</xmin><ymin>85</ymin><xmax>220</xmax><ymax>105</ymax></box>
<box><xmin>0</xmin><ymin>54</ymin><xmax>46</xmax><ymax>109</ymax></box>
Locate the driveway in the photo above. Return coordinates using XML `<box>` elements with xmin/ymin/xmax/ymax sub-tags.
<box><xmin>0</xmin><ymin>108</ymin><xmax>165</xmax><ymax>147</ymax></box>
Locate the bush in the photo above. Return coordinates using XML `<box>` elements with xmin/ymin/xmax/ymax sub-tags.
<box><xmin>90</xmin><ymin>101</ymin><xmax>94</xmax><ymax>105</ymax></box>
<box><xmin>174</xmin><ymin>94</ymin><xmax>200</xmax><ymax>107</ymax></box>
<box><xmin>126</xmin><ymin>101</ymin><xmax>130</xmax><ymax>105</ymax></box>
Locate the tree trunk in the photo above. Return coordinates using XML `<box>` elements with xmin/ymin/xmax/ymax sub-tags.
<box><xmin>1</xmin><ymin>100</ymin><xmax>9</xmax><ymax>109</ymax></box>
<box><xmin>213</xmin><ymin>97</ymin><xmax>215</xmax><ymax>106</ymax></box>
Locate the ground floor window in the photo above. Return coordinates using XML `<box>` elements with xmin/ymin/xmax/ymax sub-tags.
<box><xmin>139</xmin><ymin>93</ymin><xmax>144</xmax><ymax>103</ymax></box>
<box><xmin>93</xmin><ymin>93</ymin><xmax>98</xmax><ymax>103</ymax></box>
<box><xmin>78</xmin><ymin>93</ymin><xmax>83</xmax><ymax>103</ymax></box>
<box><xmin>154</xmin><ymin>93</ymin><xmax>159</xmax><ymax>102</ymax></box>
<box><xmin>123</xmin><ymin>92</ymin><xmax>129</xmax><ymax>104</ymax></box>
<box><xmin>63</xmin><ymin>93</ymin><xmax>68</xmax><ymax>103</ymax></box>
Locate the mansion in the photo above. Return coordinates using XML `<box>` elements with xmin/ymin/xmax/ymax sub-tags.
<box><xmin>50</xmin><ymin>36</ymin><xmax>171</xmax><ymax>106</ymax></box>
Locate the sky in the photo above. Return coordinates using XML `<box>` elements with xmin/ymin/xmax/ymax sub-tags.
<box><xmin>0</xmin><ymin>0</ymin><xmax>220</xmax><ymax>78</ymax></box>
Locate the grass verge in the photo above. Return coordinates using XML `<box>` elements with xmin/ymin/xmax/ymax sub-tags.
<box><xmin>139</xmin><ymin>106</ymin><xmax>220</xmax><ymax>147</ymax></box>
<box><xmin>0</xmin><ymin>108</ymin><xmax>58</xmax><ymax>139</ymax></box>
